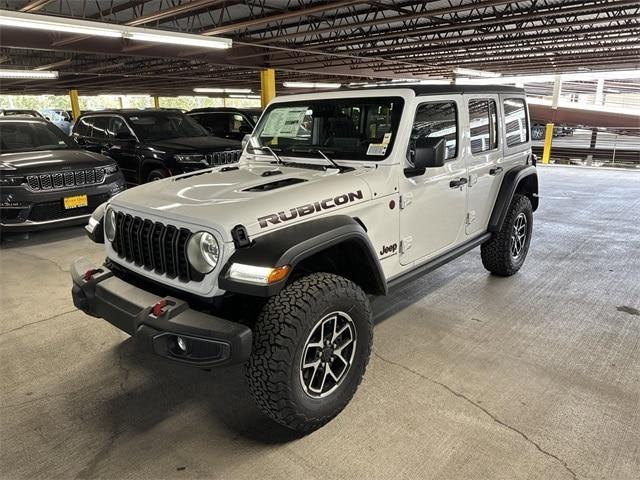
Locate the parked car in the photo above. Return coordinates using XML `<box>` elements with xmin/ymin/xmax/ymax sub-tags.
<box><xmin>41</xmin><ymin>109</ymin><xmax>73</xmax><ymax>134</ymax></box>
<box><xmin>0</xmin><ymin>117</ymin><xmax>125</xmax><ymax>232</ymax></box>
<box><xmin>531</xmin><ymin>123</ymin><xmax>574</xmax><ymax>140</ymax></box>
<box><xmin>188</xmin><ymin>107</ymin><xmax>260</xmax><ymax>141</ymax></box>
<box><xmin>1</xmin><ymin>109</ymin><xmax>45</xmax><ymax>118</ymax></box>
<box><xmin>72</xmin><ymin>85</ymin><xmax>538</xmax><ymax>433</ymax></box>
<box><xmin>71</xmin><ymin>109</ymin><xmax>242</xmax><ymax>185</ymax></box>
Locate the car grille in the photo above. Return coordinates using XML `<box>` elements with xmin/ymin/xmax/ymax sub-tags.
<box><xmin>28</xmin><ymin>193</ymin><xmax>111</xmax><ymax>222</ymax></box>
<box><xmin>206</xmin><ymin>150</ymin><xmax>241</xmax><ymax>166</ymax></box>
<box><xmin>26</xmin><ymin>168</ymin><xmax>106</xmax><ymax>191</ymax></box>
<box><xmin>111</xmin><ymin>212</ymin><xmax>203</xmax><ymax>283</ymax></box>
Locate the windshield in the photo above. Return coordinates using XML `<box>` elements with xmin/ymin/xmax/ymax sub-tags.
<box><xmin>249</xmin><ymin>97</ymin><xmax>404</xmax><ymax>161</ymax></box>
<box><xmin>126</xmin><ymin>112</ymin><xmax>210</xmax><ymax>141</ymax></box>
<box><xmin>0</xmin><ymin>121</ymin><xmax>74</xmax><ymax>153</ymax></box>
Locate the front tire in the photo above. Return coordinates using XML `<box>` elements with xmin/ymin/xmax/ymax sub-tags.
<box><xmin>481</xmin><ymin>193</ymin><xmax>533</xmax><ymax>276</ymax></box>
<box><xmin>246</xmin><ymin>273</ymin><xmax>373</xmax><ymax>432</ymax></box>
<box><xmin>146</xmin><ymin>168</ymin><xmax>167</xmax><ymax>182</ymax></box>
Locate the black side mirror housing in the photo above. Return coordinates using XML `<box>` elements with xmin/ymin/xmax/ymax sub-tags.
<box><xmin>115</xmin><ymin>131</ymin><xmax>135</xmax><ymax>141</ymax></box>
<box><xmin>405</xmin><ymin>137</ymin><xmax>446</xmax><ymax>177</ymax></box>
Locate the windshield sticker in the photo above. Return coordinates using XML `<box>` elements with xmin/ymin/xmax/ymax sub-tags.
<box><xmin>382</xmin><ymin>132</ymin><xmax>392</xmax><ymax>145</ymax></box>
<box><xmin>367</xmin><ymin>143</ymin><xmax>388</xmax><ymax>156</ymax></box>
<box><xmin>261</xmin><ymin>107</ymin><xmax>308</xmax><ymax>137</ymax></box>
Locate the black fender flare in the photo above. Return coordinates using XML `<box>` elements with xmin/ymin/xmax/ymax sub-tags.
<box><xmin>218</xmin><ymin>215</ymin><xmax>387</xmax><ymax>297</ymax></box>
<box><xmin>488</xmin><ymin>165</ymin><xmax>538</xmax><ymax>233</ymax></box>
<box><xmin>139</xmin><ymin>158</ymin><xmax>167</xmax><ymax>183</ymax></box>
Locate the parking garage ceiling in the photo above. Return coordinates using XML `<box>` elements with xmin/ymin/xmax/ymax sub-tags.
<box><xmin>0</xmin><ymin>0</ymin><xmax>639</xmax><ymax>95</ymax></box>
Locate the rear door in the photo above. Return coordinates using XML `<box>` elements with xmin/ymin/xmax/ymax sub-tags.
<box><xmin>106</xmin><ymin>116</ymin><xmax>139</xmax><ymax>183</ymax></box>
<box><xmin>464</xmin><ymin>95</ymin><xmax>502</xmax><ymax>235</ymax></box>
<box><xmin>399</xmin><ymin>96</ymin><xmax>469</xmax><ymax>266</ymax></box>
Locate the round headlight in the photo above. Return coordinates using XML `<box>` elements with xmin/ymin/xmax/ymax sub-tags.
<box><xmin>187</xmin><ymin>231</ymin><xmax>219</xmax><ymax>274</ymax></box>
<box><xmin>104</xmin><ymin>207</ymin><xmax>116</xmax><ymax>242</ymax></box>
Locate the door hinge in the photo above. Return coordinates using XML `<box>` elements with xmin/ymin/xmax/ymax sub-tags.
<box><xmin>399</xmin><ymin>192</ymin><xmax>413</xmax><ymax>209</ymax></box>
<box><xmin>400</xmin><ymin>236</ymin><xmax>413</xmax><ymax>254</ymax></box>
<box><xmin>468</xmin><ymin>174</ymin><xmax>478</xmax><ymax>187</ymax></box>
<box><xmin>466</xmin><ymin>211</ymin><xmax>477</xmax><ymax>225</ymax></box>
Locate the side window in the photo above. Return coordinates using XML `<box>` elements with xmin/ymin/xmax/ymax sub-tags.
<box><xmin>75</xmin><ymin>117</ymin><xmax>92</xmax><ymax>137</ymax></box>
<box><xmin>108</xmin><ymin>117</ymin><xmax>129</xmax><ymax>138</ymax></box>
<box><xmin>503</xmin><ymin>98</ymin><xmax>528</xmax><ymax>147</ymax></box>
<box><xmin>468</xmin><ymin>99</ymin><xmax>498</xmax><ymax>154</ymax></box>
<box><xmin>409</xmin><ymin>101</ymin><xmax>458</xmax><ymax>161</ymax></box>
<box><xmin>228</xmin><ymin>113</ymin><xmax>251</xmax><ymax>133</ymax></box>
<box><xmin>91</xmin><ymin>117</ymin><xmax>109</xmax><ymax>139</ymax></box>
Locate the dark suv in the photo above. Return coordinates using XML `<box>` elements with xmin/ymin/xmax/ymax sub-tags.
<box><xmin>71</xmin><ymin>109</ymin><xmax>241</xmax><ymax>185</ymax></box>
<box><xmin>187</xmin><ymin>107</ymin><xmax>260</xmax><ymax>141</ymax></box>
<box><xmin>0</xmin><ymin>117</ymin><xmax>125</xmax><ymax>232</ymax></box>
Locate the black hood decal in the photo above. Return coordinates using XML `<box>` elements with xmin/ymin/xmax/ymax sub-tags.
<box><xmin>257</xmin><ymin>190</ymin><xmax>364</xmax><ymax>228</ymax></box>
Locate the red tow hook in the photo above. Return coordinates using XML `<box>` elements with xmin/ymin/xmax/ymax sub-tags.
<box><xmin>83</xmin><ymin>268</ymin><xmax>103</xmax><ymax>282</ymax></box>
<box><xmin>151</xmin><ymin>299</ymin><xmax>169</xmax><ymax>317</ymax></box>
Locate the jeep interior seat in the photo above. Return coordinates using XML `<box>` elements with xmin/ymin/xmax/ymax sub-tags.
<box><xmin>323</xmin><ymin>116</ymin><xmax>360</xmax><ymax>148</ymax></box>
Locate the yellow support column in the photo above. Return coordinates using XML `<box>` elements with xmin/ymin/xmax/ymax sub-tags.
<box><xmin>541</xmin><ymin>123</ymin><xmax>554</xmax><ymax>164</ymax></box>
<box><xmin>260</xmin><ymin>68</ymin><xmax>276</xmax><ymax>108</ymax></box>
<box><xmin>153</xmin><ymin>96</ymin><xmax>160</xmax><ymax>108</ymax></box>
<box><xmin>69</xmin><ymin>88</ymin><xmax>80</xmax><ymax>120</ymax></box>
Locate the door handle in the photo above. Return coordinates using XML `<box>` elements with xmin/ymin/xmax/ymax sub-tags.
<box><xmin>490</xmin><ymin>166</ymin><xmax>503</xmax><ymax>176</ymax></box>
<box><xmin>449</xmin><ymin>177</ymin><xmax>468</xmax><ymax>188</ymax></box>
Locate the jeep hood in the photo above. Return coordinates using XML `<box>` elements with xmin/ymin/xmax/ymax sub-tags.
<box><xmin>109</xmin><ymin>161</ymin><xmax>373</xmax><ymax>241</ymax></box>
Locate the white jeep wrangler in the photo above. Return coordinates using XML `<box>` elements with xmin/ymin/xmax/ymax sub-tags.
<box><xmin>72</xmin><ymin>85</ymin><xmax>538</xmax><ymax>432</ymax></box>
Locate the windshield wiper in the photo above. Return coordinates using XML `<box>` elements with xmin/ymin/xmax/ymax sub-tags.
<box><xmin>315</xmin><ymin>149</ymin><xmax>341</xmax><ymax>170</ymax></box>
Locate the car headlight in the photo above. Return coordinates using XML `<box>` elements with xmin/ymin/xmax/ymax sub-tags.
<box><xmin>104</xmin><ymin>207</ymin><xmax>116</xmax><ymax>242</ymax></box>
<box><xmin>103</xmin><ymin>163</ymin><xmax>119</xmax><ymax>174</ymax></box>
<box><xmin>175</xmin><ymin>154</ymin><xmax>205</xmax><ymax>163</ymax></box>
<box><xmin>187</xmin><ymin>231</ymin><xmax>219</xmax><ymax>274</ymax></box>
<box><xmin>0</xmin><ymin>175</ymin><xmax>25</xmax><ymax>186</ymax></box>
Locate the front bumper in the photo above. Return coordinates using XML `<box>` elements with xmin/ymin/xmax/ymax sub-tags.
<box><xmin>71</xmin><ymin>258</ymin><xmax>252</xmax><ymax>367</ymax></box>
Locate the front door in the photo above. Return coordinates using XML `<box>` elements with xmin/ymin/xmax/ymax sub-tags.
<box><xmin>106</xmin><ymin>116</ymin><xmax>138</xmax><ymax>184</ymax></box>
<box><xmin>399</xmin><ymin>97</ymin><xmax>468</xmax><ymax>266</ymax></box>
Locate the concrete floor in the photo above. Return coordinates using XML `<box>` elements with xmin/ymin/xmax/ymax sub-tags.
<box><xmin>1</xmin><ymin>165</ymin><xmax>639</xmax><ymax>480</ymax></box>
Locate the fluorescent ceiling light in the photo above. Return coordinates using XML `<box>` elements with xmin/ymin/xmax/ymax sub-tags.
<box><xmin>0</xmin><ymin>10</ymin><xmax>231</xmax><ymax>49</ymax></box>
<box><xmin>229</xmin><ymin>94</ymin><xmax>261</xmax><ymax>99</ymax></box>
<box><xmin>123</xmin><ymin>27</ymin><xmax>231</xmax><ymax>50</ymax></box>
<box><xmin>193</xmin><ymin>88</ymin><xmax>252</xmax><ymax>93</ymax></box>
<box><xmin>456</xmin><ymin>69</ymin><xmax>640</xmax><ymax>85</ymax></box>
<box><xmin>453</xmin><ymin>67</ymin><xmax>501</xmax><ymax>78</ymax></box>
<box><xmin>0</xmin><ymin>69</ymin><xmax>58</xmax><ymax>79</ymax></box>
<box><xmin>283</xmin><ymin>81</ymin><xmax>342</xmax><ymax>89</ymax></box>
<box><xmin>0</xmin><ymin>9</ymin><xmax>121</xmax><ymax>37</ymax></box>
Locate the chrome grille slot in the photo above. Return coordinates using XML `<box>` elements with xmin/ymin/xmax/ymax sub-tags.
<box><xmin>111</xmin><ymin>212</ymin><xmax>201</xmax><ymax>283</ymax></box>
<box><xmin>26</xmin><ymin>168</ymin><xmax>108</xmax><ymax>191</ymax></box>
<box><xmin>208</xmin><ymin>149</ymin><xmax>240</xmax><ymax>166</ymax></box>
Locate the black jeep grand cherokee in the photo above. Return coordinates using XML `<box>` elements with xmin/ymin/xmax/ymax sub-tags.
<box><xmin>71</xmin><ymin>109</ymin><xmax>241</xmax><ymax>185</ymax></box>
<box><xmin>0</xmin><ymin>117</ymin><xmax>126</xmax><ymax>232</ymax></box>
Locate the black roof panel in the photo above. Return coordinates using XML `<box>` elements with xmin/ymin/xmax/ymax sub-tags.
<box><xmin>342</xmin><ymin>84</ymin><xmax>525</xmax><ymax>95</ymax></box>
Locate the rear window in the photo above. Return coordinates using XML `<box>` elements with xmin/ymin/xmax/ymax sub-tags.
<box><xmin>503</xmin><ymin>98</ymin><xmax>528</xmax><ymax>147</ymax></box>
<box><xmin>469</xmin><ymin>99</ymin><xmax>498</xmax><ymax>154</ymax></box>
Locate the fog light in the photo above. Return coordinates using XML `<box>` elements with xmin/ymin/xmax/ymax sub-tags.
<box><xmin>176</xmin><ymin>336</ymin><xmax>188</xmax><ymax>352</ymax></box>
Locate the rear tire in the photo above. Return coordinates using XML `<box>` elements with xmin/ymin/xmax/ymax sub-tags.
<box><xmin>246</xmin><ymin>272</ymin><xmax>373</xmax><ymax>433</ymax></box>
<box><xmin>481</xmin><ymin>193</ymin><xmax>533</xmax><ymax>276</ymax></box>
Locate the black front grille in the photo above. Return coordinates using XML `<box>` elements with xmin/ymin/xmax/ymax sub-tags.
<box><xmin>206</xmin><ymin>150</ymin><xmax>241</xmax><ymax>166</ymax></box>
<box><xmin>112</xmin><ymin>212</ymin><xmax>201</xmax><ymax>283</ymax></box>
<box><xmin>28</xmin><ymin>193</ymin><xmax>111</xmax><ymax>222</ymax></box>
<box><xmin>26</xmin><ymin>168</ymin><xmax>106</xmax><ymax>191</ymax></box>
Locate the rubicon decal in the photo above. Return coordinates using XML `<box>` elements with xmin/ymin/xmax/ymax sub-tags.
<box><xmin>258</xmin><ymin>190</ymin><xmax>364</xmax><ymax>228</ymax></box>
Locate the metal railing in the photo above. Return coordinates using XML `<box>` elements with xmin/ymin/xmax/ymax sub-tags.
<box><xmin>532</xmin><ymin>126</ymin><xmax>640</xmax><ymax>169</ymax></box>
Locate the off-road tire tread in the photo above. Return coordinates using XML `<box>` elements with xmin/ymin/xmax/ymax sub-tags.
<box><xmin>246</xmin><ymin>272</ymin><xmax>372</xmax><ymax>432</ymax></box>
<box><xmin>481</xmin><ymin>193</ymin><xmax>532</xmax><ymax>276</ymax></box>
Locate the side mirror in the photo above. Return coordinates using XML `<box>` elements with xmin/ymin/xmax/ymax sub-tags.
<box><xmin>115</xmin><ymin>131</ymin><xmax>135</xmax><ymax>141</ymax></box>
<box><xmin>405</xmin><ymin>137</ymin><xmax>446</xmax><ymax>177</ymax></box>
